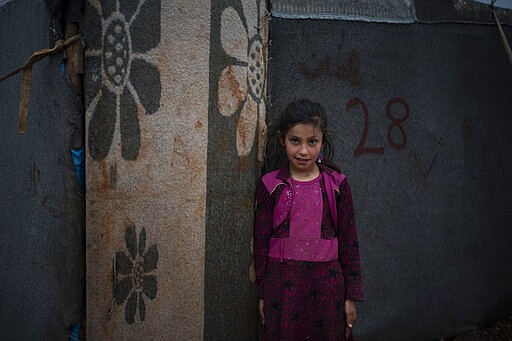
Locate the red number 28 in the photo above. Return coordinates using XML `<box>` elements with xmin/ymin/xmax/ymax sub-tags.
<box><xmin>347</xmin><ymin>97</ymin><xmax>409</xmax><ymax>157</ymax></box>
<box><xmin>386</xmin><ymin>97</ymin><xmax>409</xmax><ymax>150</ymax></box>
<box><xmin>347</xmin><ymin>98</ymin><xmax>384</xmax><ymax>157</ymax></box>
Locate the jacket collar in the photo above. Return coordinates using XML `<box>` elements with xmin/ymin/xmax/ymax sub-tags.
<box><xmin>276</xmin><ymin>162</ymin><xmax>291</xmax><ymax>181</ymax></box>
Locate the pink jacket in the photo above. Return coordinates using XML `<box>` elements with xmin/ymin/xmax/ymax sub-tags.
<box><xmin>261</xmin><ymin>166</ymin><xmax>345</xmax><ymax>231</ymax></box>
<box><xmin>254</xmin><ymin>163</ymin><xmax>364</xmax><ymax>301</ymax></box>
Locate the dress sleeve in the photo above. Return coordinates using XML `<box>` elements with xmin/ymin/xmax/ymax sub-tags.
<box><xmin>254</xmin><ymin>180</ymin><xmax>273</xmax><ymax>299</ymax></box>
<box><xmin>337</xmin><ymin>178</ymin><xmax>364</xmax><ymax>301</ymax></box>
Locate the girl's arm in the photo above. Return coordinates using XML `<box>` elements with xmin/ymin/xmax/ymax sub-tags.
<box><xmin>254</xmin><ymin>180</ymin><xmax>273</xmax><ymax>299</ymax></box>
<box><xmin>337</xmin><ymin>179</ymin><xmax>364</xmax><ymax>301</ymax></box>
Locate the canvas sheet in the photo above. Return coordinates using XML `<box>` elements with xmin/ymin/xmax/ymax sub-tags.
<box><xmin>205</xmin><ymin>0</ymin><xmax>268</xmax><ymax>339</ymax></box>
<box><xmin>84</xmin><ymin>0</ymin><xmax>269</xmax><ymax>339</ymax></box>
<box><xmin>271</xmin><ymin>0</ymin><xmax>416</xmax><ymax>23</ymax></box>
<box><xmin>0</xmin><ymin>0</ymin><xmax>84</xmax><ymax>339</ymax></box>
<box><xmin>84</xmin><ymin>0</ymin><xmax>209</xmax><ymax>339</ymax></box>
<box><xmin>415</xmin><ymin>0</ymin><xmax>512</xmax><ymax>24</ymax></box>
<box><xmin>266</xmin><ymin>17</ymin><xmax>512</xmax><ymax>340</ymax></box>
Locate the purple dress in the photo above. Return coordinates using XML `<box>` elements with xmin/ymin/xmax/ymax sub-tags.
<box><xmin>254</xmin><ymin>164</ymin><xmax>364</xmax><ymax>340</ymax></box>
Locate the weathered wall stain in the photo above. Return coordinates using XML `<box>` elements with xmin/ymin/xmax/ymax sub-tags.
<box><xmin>97</xmin><ymin>160</ymin><xmax>115</xmax><ymax>193</ymax></box>
<box><xmin>218</xmin><ymin>65</ymin><xmax>245</xmax><ymax>116</ymax></box>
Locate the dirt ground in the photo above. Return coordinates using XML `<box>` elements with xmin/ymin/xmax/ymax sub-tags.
<box><xmin>445</xmin><ymin>317</ymin><xmax>512</xmax><ymax>341</ymax></box>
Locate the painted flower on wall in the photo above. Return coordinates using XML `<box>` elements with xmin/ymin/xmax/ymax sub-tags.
<box><xmin>85</xmin><ymin>0</ymin><xmax>161</xmax><ymax>160</ymax></box>
<box><xmin>113</xmin><ymin>224</ymin><xmax>158</xmax><ymax>324</ymax></box>
<box><xmin>218</xmin><ymin>0</ymin><xmax>267</xmax><ymax>161</ymax></box>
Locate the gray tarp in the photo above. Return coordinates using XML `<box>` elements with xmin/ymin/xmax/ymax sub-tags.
<box><xmin>271</xmin><ymin>0</ymin><xmax>416</xmax><ymax>22</ymax></box>
<box><xmin>0</xmin><ymin>0</ymin><xmax>84</xmax><ymax>339</ymax></box>
<box><xmin>267</xmin><ymin>9</ymin><xmax>512</xmax><ymax>341</ymax></box>
<box><xmin>416</xmin><ymin>0</ymin><xmax>512</xmax><ymax>24</ymax></box>
<box><xmin>271</xmin><ymin>0</ymin><xmax>512</xmax><ymax>24</ymax></box>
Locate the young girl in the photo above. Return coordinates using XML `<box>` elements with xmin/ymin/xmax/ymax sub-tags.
<box><xmin>254</xmin><ymin>99</ymin><xmax>364</xmax><ymax>340</ymax></box>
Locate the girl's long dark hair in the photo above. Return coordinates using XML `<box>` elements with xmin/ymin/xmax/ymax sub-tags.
<box><xmin>265</xmin><ymin>99</ymin><xmax>341</xmax><ymax>173</ymax></box>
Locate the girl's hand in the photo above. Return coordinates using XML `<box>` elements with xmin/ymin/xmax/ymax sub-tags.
<box><xmin>344</xmin><ymin>299</ymin><xmax>357</xmax><ymax>339</ymax></box>
<box><xmin>259</xmin><ymin>299</ymin><xmax>265</xmax><ymax>326</ymax></box>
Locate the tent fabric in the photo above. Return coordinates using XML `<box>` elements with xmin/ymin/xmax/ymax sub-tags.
<box><xmin>84</xmin><ymin>0</ymin><xmax>211</xmax><ymax>339</ymax></box>
<box><xmin>270</xmin><ymin>0</ymin><xmax>416</xmax><ymax>23</ymax></box>
<box><xmin>266</xmin><ymin>15</ymin><xmax>512</xmax><ymax>340</ymax></box>
<box><xmin>44</xmin><ymin>0</ymin><xmax>84</xmax><ymax>22</ymax></box>
<box><xmin>415</xmin><ymin>0</ymin><xmax>512</xmax><ymax>24</ymax></box>
<box><xmin>0</xmin><ymin>0</ymin><xmax>84</xmax><ymax>339</ymax></box>
<box><xmin>270</xmin><ymin>0</ymin><xmax>512</xmax><ymax>25</ymax></box>
<box><xmin>204</xmin><ymin>0</ymin><xmax>268</xmax><ymax>338</ymax></box>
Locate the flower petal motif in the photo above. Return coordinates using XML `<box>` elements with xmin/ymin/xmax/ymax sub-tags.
<box><xmin>125</xmin><ymin>224</ymin><xmax>138</xmax><ymax>259</ymax></box>
<box><xmin>138</xmin><ymin>292</ymin><xmax>146</xmax><ymax>321</ymax></box>
<box><xmin>138</xmin><ymin>227</ymin><xmax>146</xmax><ymax>256</ymax></box>
<box><xmin>217</xmin><ymin>0</ymin><xmax>267</xmax><ymax>159</ymax></box>
<box><xmin>101</xmin><ymin>1</ymin><xmax>116</xmax><ymax>19</ymax></box>
<box><xmin>246</xmin><ymin>34</ymin><xmax>264</xmax><ymax>102</ymax></box>
<box><xmin>142</xmin><ymin>275</ymin><xmax>158</xmax><ymax>299</ymax></box>
<box><xmin>128</xmin><ymin>0</ymin><xmax>161</xmax><ymax>54</ymax></box>
<box><xmin>143</xmin><ymin>244</ymin><xmax>159</xmax><ymax>272</ymax></box>
<box><xmin>115</xmin><ymin>251</ymin><xmax>134</xmax><ymax>275</ymax></box>
<box><xmin>125</xmin><ymin>290</ymin><xmax>138</xmax><ymax>324</ymax></box>
<box><xmin>242</xmin><ymin>0</ymin><xmax>262</xmax><ymax>34</ymax></box>
<box><xmin>120</xmin><ymin>1</ymin><xmax>139</xmax><ymax>23</ymax></box>
<box><xmin>88</xmin><ymin>88</ymin><xmax>116</xmax><ymax>160</ymax></box>
<box><xmin>237</xmin><ymin>95</ymin><xmax>258</xmax><ymax>156</ymax></box>
<box><xmin>120</xmin><ymin>87</ymin><xmax>141</xmax><ymax>160</ymax></box>
<box><xmin>86</xmin><ymin>0</ymin><xmax>161</xmax><ymax>161</ymax></box>
<box><xmin>114</xmin><ymin>277</ymin><xmax>132</xmax><ymax>305</ymax></box>
<box><xmin>220</xmin><ymin>7</ymin><xmax>248</xmax><ymax>62</ymax></box>
<box><xmin>218</xmin><ymin>65</ymin><xmax>247</xmax><ymax>117</ymax></box>
<box><xmin>129</xmin><ymin>59</ymin><xmax>161</xmax><ymax>115</ymax></box>
<box><xmin>113</xmin><ymin>224</ymin><xmax>159</xmax><ymax>323</ymax></box>
<box><xmin>102</xmin><ymin>13</ymin><xmax>131</xmax><ymax>96</ymax></box>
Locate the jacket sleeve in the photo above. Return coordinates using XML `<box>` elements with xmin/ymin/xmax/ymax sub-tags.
<box><xmin>254</xmin><ymin>180</ymin><xmax>273</xmax><ymax>299</ymax></box>
<box><xmin>337</xmin><ymin>178</ymin><xmax>364</xmax><ymax>301</ymax></box>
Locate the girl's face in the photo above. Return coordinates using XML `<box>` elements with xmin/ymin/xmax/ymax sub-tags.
<box><xmin>283</xmin><ymin>123</ymin><xmax>323</xmax><ymax>177</ymax></box>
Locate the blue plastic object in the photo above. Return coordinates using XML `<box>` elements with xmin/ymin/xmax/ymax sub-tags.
<box><xmin>69</xmin><ymin>323</ymin><xmax>80</xmax><ymax>341</ymax></box>
<box><xmin>70</xmin><ymin>148</ymin><xmax>85</xmax><ymax>193</ymax></box>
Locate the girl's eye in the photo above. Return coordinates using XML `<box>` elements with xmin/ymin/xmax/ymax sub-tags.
<box><xmin>309</xmin><ymin>139</ymin><xmax>318</xmax><ymax>145</ymax></box>
<box><xmin>289</xmin><ymin>138</ymin><xmax>299</xmax><ymax>144</ymax></box>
